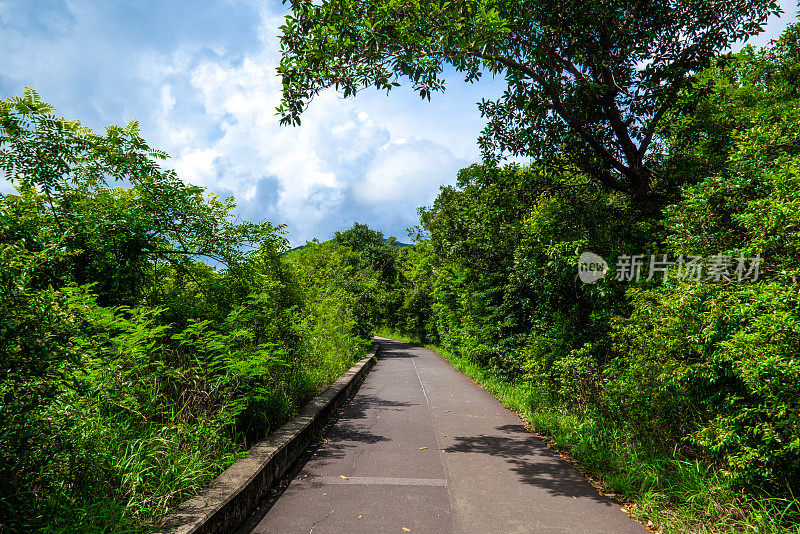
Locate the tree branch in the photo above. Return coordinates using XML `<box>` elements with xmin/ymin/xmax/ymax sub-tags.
<box><xmin>466</xmin><ymin>49</ymin><xmax>632</xmax><ymax>189</ymax></box>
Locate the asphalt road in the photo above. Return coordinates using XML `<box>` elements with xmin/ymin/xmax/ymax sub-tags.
<box><xmin>244</xmin><ymin>337</ymin><xmax>647</xmax><ymax>533</ymax></box>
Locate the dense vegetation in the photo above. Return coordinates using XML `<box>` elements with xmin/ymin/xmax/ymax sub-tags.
<box><xmin>4</xmin><ymin>5</ymin><xmax>800</xmax><ymax>534</ymax></box>
<box><xmin>375</xmin><ymin>25</ymin><xmax>800</xmax><ymax>532</ymax></box>
<box><xmin>0</xmin><ymin>92</ymin><xmax>384</xmax><ymax>532</ymax></box>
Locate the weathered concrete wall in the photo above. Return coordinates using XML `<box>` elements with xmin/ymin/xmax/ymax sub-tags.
<box><xmin>161</xmin><ymin>344</ymin><xmax>380</xmax><ymax>534</ymax></box>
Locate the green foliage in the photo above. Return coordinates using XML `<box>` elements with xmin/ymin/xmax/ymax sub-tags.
<box><xmin>382</xmin><ymin>25</ymin><xmax>800</xmax><ymax>532</ymax></box>
<box><xmin>0</xmin><ymin>92</ymin><xmax>370</xmax><ymax>532</ymax></box>
<box><xmin>662</xmin><ymin>26</ymin><xmax>800</xmax><ymax>282</ymax></box>
<box><xmin>332</xmin><ymin>223</ymin><xmax>397</xmax><ymax>281</ymax></box>
<box><xmin>602</xmin><ymin>24</ymin><xmax>800</xmax><ymax>492</ymax></box>
<box><xmin>0</xmin><ymin>89</ymin><xmax>279</xmax><ymax>306</ymax></box>
<box><xmin>278</xmin><ymin>0</ymin><xmax>779</xmax><ymax>196</ymax></box>
<box><xmin>610</xmin><ymin>282</ymin><xmax>800</xmax><ymax>490</ymax></box>
<box><xmin>393</xmin><ymin>241</ymin><xmax>438</xmax><ymax>343</ymax></box>
<box><xmin>409</xmin><ymin>163</ymin><xmax>653</xmax><ymax>383</ymax></box>
<box><xmin>331</xmin><ymin>223</ymin><xmax>402</xmax><ymax>333</ymax></box>
<box><xmin>288</xmin><ymin>240</ymin><xmax>373</xmax><ymax>382</ymax></box>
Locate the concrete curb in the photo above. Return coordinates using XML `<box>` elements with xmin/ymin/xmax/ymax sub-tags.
<box><xmin>161</xmin><ymin>343</ymin><xmax>381</xmax><ymax>534</ymax></box>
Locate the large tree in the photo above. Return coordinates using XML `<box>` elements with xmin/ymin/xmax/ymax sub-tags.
<box><xmin>1</xmin><ymin>89</ymin><xmax>281</xmax><ymax>304</ymax></box>
<box><xmin>277</xmin><ymin>0</ymin><xmax>780</xmax><ymax>197</ymax></box>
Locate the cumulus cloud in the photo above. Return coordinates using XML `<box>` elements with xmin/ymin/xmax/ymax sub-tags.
<box><xmin>356</xmin><ymin>141</ymin><xmax>462</xmax><ymax>207</ymax></box>
<box><xmin>1</xmin><ymin>0</ymin><xmax>796</xmax><ymax>244</ymax></box>
<box><xmin>139</xmin><ymin>9</ymin><xmax>478</xmax><ymax>243</ymax></box>
<box><xmin>0</xmin><ymin>0</ymin><xmax>488</xmax><ymax>244</ymax></box>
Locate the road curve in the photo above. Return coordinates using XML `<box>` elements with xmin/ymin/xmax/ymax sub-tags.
<box><xmin>242</xmin><ymin>337</ymin><xmax>647</xmax><ymax>534</ymax></box>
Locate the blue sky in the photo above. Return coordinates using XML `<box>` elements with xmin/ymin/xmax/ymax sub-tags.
<box><xmin>1</xmin><ymin>1</ymin><xmax>797</xmax><ymax>245</ymax></box>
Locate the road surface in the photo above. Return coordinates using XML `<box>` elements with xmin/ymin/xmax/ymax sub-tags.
<box><xmin>242</xmin><ymin>337</ymin><xmax>647</xmax><ymax>533</ymax></box>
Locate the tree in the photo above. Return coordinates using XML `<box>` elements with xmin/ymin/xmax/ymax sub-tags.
<box><xmin>278</xmin><ymin>0</ymin><xmax>780</xmax><ymax>198</ymax></box>
<box><xmin>1</xmin><ymin>89</ymin><xmax>280</xmax><ymax>305</ymax></box>
<box><xmin>662</xmin><ymin>23</ymin><xmax>800</xmax><ymax>281</ymax></box>
<box><xmin>331</xmin><ymin>223</ymin><xmax>401</xmax><ymax>328</ymax></box>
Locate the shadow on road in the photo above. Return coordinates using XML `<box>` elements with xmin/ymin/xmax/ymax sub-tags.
<box><xmin>301</xmin><ymin>392</ymin><xmax>412</xmax><ymax>469</ymax></box>
<box><xmin>372</xmin><ymin>338</ymin><xmax>415</xmax><ymax>359</ymax></box>
<box><xmin>447</xmin><ymin>424</ymin><xmax>612</xmax><ymax>504</ymax></box>
<box><xmin>337</xmin><ymin>393</ymin><xmax>413</xmax><ymax>420</ymax></box>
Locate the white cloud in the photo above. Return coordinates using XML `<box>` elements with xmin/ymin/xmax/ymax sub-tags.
<box><xmin>144</xmin><ymin>10</ymin><xmax>470</xmax><ymax>243</ymax></box>
<box><xmin>160</xmin><ymin>84</ymin><xmax>176</xmax><ymax>114</ymax></box>
<box><xmin>4</xmin><ymin>0</ymin><xmax>795</xmax><ymax>244</ymax></box>
<box><xmin>356</xmin><ymin>141</ymin><xmax>462</xmax><ymax>207</ymax></box>
<box><xmin>173</xmin><ymin>147</ymin><xmax>222</xmax><ymax>188</ymax></box>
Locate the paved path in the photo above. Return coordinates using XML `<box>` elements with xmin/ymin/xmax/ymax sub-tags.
<box><xmin>245</xmin><ymin>338</ymin><xmax>646</xmax><ymax>533</ymax></box>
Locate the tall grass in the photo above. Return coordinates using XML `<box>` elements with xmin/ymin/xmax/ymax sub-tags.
<box><xmin>377</xmin><ymin>328</ymin><xmax>800</xmax><ymax>534</ymax></box>
<box><xmin>4</xmin><ymin>340</ymin><xmax>367</xmax><ymax>534</ymax></box>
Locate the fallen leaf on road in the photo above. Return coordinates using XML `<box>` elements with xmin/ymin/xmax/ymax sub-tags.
<box><xmin>419</xmin><ymin>446</ymin><xmax>427</xmax><ymax>450</ymax></box>
<box><xmin>444</xmin><ymin>410</ymin><xmax>450</xmax><ymax>413</ymax></box>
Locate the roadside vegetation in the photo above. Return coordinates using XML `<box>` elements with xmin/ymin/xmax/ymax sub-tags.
<box><xmin>372</xmin><ymin>26</ymin><xmax>800</xmax><ymax>533</ymax></box>
<box><xmin>0</xmin><ymin>93</ymin><xmax>387</xmax><ymax>532</ymax></box>
<box><xmin>3</xmin><ymin>2</ymin><xmax>800</xmax><ymax>533</ymax></box>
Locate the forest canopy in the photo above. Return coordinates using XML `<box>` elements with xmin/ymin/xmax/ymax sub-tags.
<box><xmin>278</xmin><ymin>0</ymin><xmax>781</xmax><ymax>197</ymax></box>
